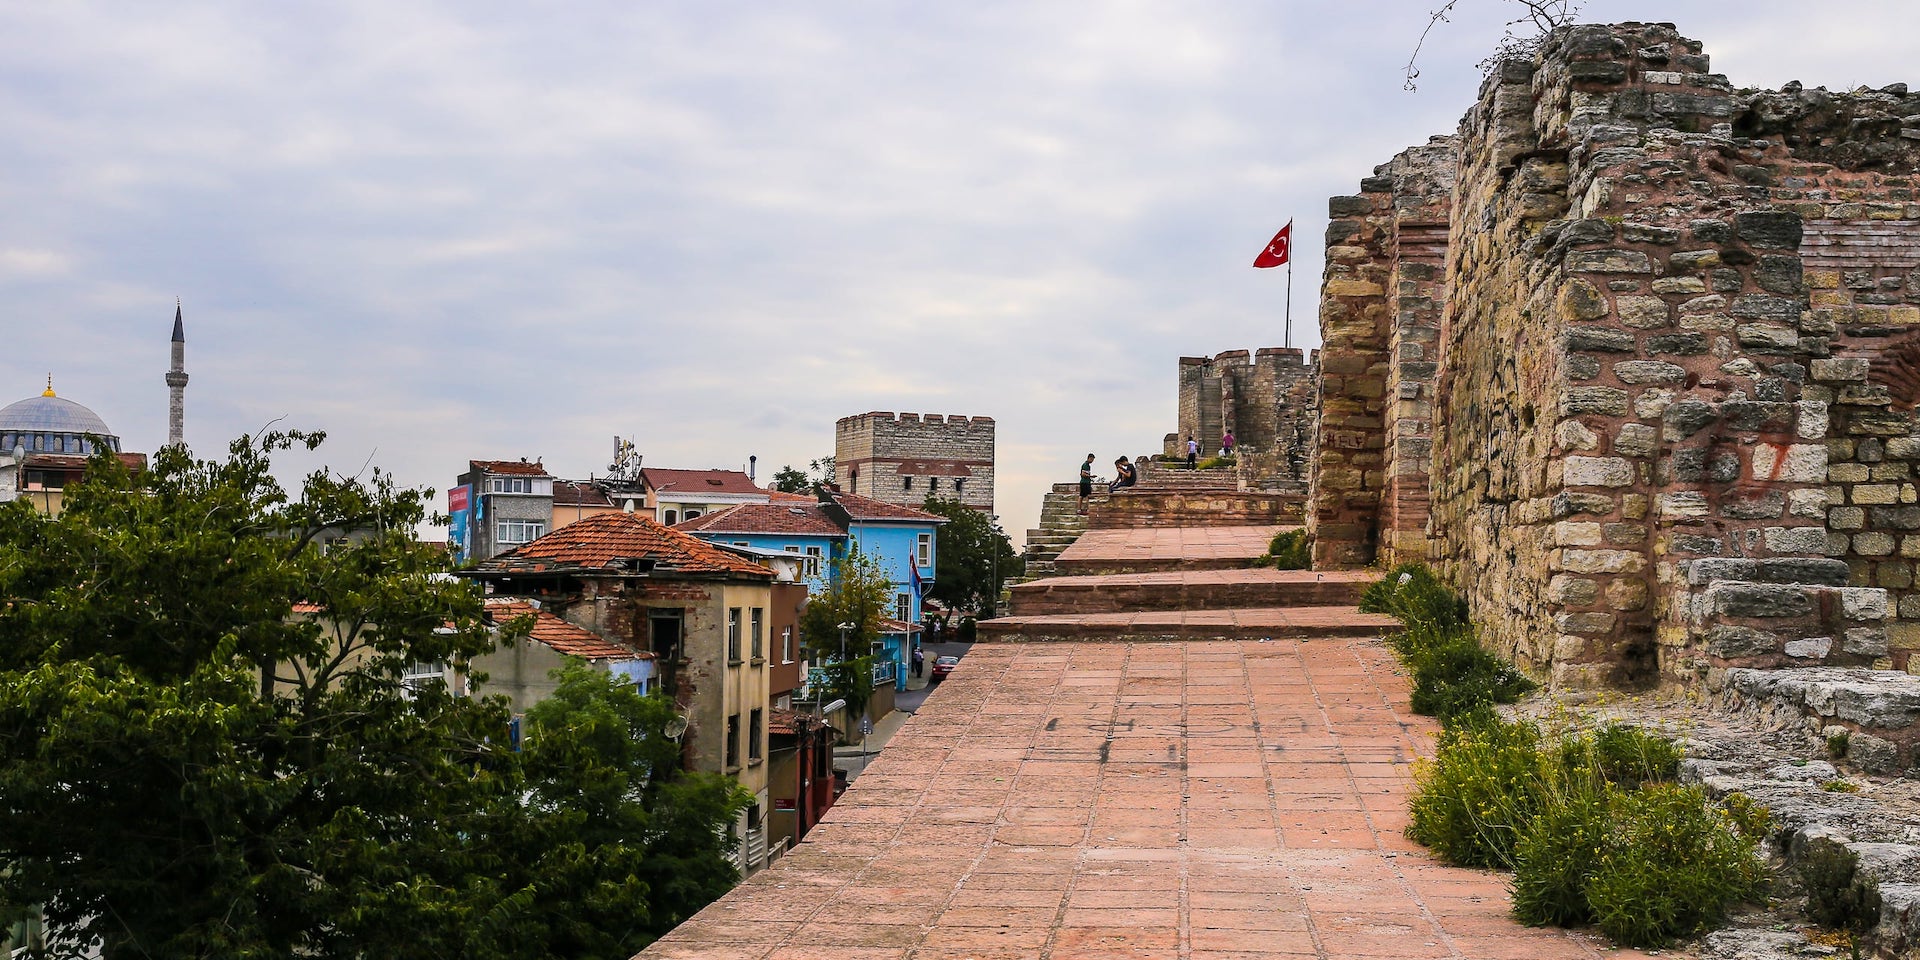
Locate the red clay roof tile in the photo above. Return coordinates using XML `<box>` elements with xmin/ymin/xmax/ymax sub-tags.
<box><xmin>484</xmin><ymin>511</ymin><xmax>772</xmax><ymax>578</ymax></box>
<box><xmin>826</xmin><ymin>489</ymin><xmax>945</xmax><ymax>523</ymax></box>
<box><xmin>469</xmin><ymin>459</ymin><xmax>549</xmax><ymax>476</ymax></box>
<box><xmin>552</xmin><ymin>480</ymin><xmax>612</xmax><ymax>508</ymax></box>
<box><xmin>484</xmin><ymin>599</ymin><xmax>649</xmax><ymax>660</ymax></box>
<box><xmin>644</xmin><ymin>467</ymin><xmax>763</xmax><ymax>496</ymax></box>
<box><xmin>675</xmin><ymin>502</ymin><xmax>846</xmax><ymax>537</ymax></box>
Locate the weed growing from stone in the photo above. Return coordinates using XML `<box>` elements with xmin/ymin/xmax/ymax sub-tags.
<box><xmin>1800</xmin><ymin>837</ymin><xmax>1881</xmax><ymax>941</ymax></box>
<box><xmin>1249</xmin><ymin>530</ymin><xmax>1311</xmax><ymax>570</ymax></box>
<box><xmin>1379</xmin><ymin>563</ymin><xmax>1765</xmax><ymax>948</ymax></box>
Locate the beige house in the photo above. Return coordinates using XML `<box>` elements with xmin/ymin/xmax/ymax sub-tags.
<box><xmin>465</xmin><ymin>511</ymin><xmax>784</xmax><ymax>872</ymax></box>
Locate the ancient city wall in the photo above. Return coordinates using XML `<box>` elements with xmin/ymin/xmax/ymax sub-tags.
<box><xmin>1315</xmin><ymin>21</ymin><xmax>1920</xmax><ymax>691</ymax></box>
<box><xmin>836</xmin><ymin>411</ymin><xmax>996</xmax><ymax>512</ymax></box>
<box><xmin>1168</xmin><ymin>348</ymin><xmax>1317</xmax><ymax>492</ymax></box>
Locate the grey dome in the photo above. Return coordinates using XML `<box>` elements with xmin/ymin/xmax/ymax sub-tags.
<box><xmin>0</xmin><ymin>390</ymin><xmax>120</xmax><ymax>455</ymax></box>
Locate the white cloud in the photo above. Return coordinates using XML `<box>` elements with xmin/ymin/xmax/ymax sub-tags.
<box><xmin>0</xmin><ymin>0</ymin><xmax>1910</xmax><ymax>541</ymax></box>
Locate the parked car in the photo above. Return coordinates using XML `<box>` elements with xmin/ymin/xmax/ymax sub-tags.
<box><xmin>931</xmin><ymin>655</ymin><xmax>960</xmax><ymax>680</ymax></box>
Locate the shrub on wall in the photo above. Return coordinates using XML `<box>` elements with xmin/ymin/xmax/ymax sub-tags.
<box><xmin>1250</xmin><ymin>530</ymin><xmax>1311</xmax><ymax>570</ymax></box>
<box><xmin>1375</xmin><ymin>564</ymin><xmax>1767</xmax><ymax>949</ymax></box>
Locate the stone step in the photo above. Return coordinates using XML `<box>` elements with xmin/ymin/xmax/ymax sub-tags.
<box><xmin>1008</xmin><ymin>569</ymin><xmax>1374</xmax><ymax>617</ymax></box>
<box><xmin>1086</xmin><ymin>490</ymin><xmax>1305</xmax><ymax>530</ymax></box>
<box><xmin>976</xmin><ymin>606</ymin><xmax>1399</xmax><ymax>642</ymax></box>
<box><xmin>1051</xmin><ymin>525</ymin><xmax>1288</xmax><ymax>576</ymax></box>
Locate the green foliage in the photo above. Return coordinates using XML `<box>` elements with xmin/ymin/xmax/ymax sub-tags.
<box><xmin>957</xmin><ymin>615</ymin><xmax>977</xmax><ymax>642</ymax></box>
<box><xmin>1250</xmin><ymin>530</ymin><xmax>1311</xmax><ymax>570</ymax></box>
<box><xmin>1196</xmin><ymin>455</ymin><xmax>1236</xmax><ymax>469</ymax></box>
<box><xmin>799</xmin><ymin>550</ymin><xmax>895</xmax><ymax>663</ymax></box>
<box><xmin>1572</xmin><ymin>722</ymin><xmax>1683</xmax><ymax>790</ymax></box>
<box><xmin>1360</xmin><ymin>563</ymin><xmax>1470</xmax><ymax>635</ymax></box>
<box><xmin>1582</xmin><ymin>783</ymin><xmax>1767</xmax><ymax>947</ymax></box>
<box><xmin>1408</xmin><ymin>715</ymin><xmax>1550</xmax><ymax>868</ymax></box>
<box><xmin>820</xmin><ymin>656</ymin><xmax>877</xmax><ymax>719</ymax></box>
<box><xmin>1828</xmin><ymin>729</ymin><xmax>1852</xmax><ymax>758</ymax></box>
<box><xmin>0</xmin><ymin>433</ymin><xmax>744</xmax><ymax>959</ymax></box>
<box><xmin>922</xmin><ymin>496</ymin><xmax>1021</xmax><ymax>614</ymax></box>
<box><xmin>1823</xmin><ymin>779</ymin><xmax>1862</xmax><ymax>793</ymax></box>
<box><xmin>1800</xmin><ymin>837</ymin><xmax>1882</xmax><ymax>937</ymax></box>
<box><xmin>770</xmin><ymin>465</ymin><xmax>811</xmax><ymax>494</ymax></box>
<box><xmin>1722</xmin><ymin>792</ymin><xmax>1774</xmax><ymax>842</ymax></box>
<box><xmin>1511</xmin><ymin>782</ymin><xmax>1612</xmax><ymax>927</ymax></box>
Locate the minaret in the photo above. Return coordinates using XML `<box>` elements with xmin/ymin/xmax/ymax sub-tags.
<box><xmin>165</xmin><ymin>301</ymin><xmax>188</xmax><ymax>448</ymax></box>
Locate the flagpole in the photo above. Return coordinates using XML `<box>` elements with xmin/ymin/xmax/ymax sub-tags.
<box><xmin>1284</xmin><ymin>257</ymin><xmax>1293</xmax><ymax>348</ymax></box>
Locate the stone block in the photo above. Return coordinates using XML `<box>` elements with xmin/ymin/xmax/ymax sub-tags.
<box><xmin>1812</xmin><ymin>358</ymin><xmax>1871</xmax><ymax>382</ymax></box>
<box><xmin>1554</xmin><ymin>521</ymin><xmax>1605</xmax><ymax>547</ymax></box>
<box><xmin>1786</xmin><ymin>636</ymin><xmax>1834</xmax><ymax>659</ymax></box>
<box><xmin>1607</xmin><ymin>577</ymin><xmax>1648</xmax><ymax>611</ymax></box>
<box><xmin>1565</xmin><ymin>387</ymin><xmax>1631</xmax><ymax>416</ymax></box>
<box><xmin>1750</xmin><ymin>443</ymin><xmax>1826</xmax><ymax>484</ymax></box>
<box><xmin>1556</xmin><ymin>611</ymin><xmax>1617</xmax><ymax>635</ymax></box>
<box><xmin>1613</xmin><ymin>360</ymin><xmax>1686</xmax><ymax>384</ymax></box>
<box><xmin>1564</xmin><ymin>456</ymin><xmax>1635</xmax><ymax>487</ymax></box>
<box><xmin>1767</xmin><ymin>526</ymin><xmax>1835</xmax><ymax>554</ymax></box>
<box><xmin>1735</xmin><ymin>210</ymin><xmax>1804</xmax><ymax>249</ymax></box>
<box><xmin>1831</xmin><ymin>506</ymin><xmax>1867</xmax><ymax>530</ymax></box>
<box><xmin>1842</xmin><ymin>587</ymin><xmax>1891</xmax><ymax>621</ymax></box>
<box><xmin>1549</xmin><ymin>575</ymin><xmax>1600</xmax><ymax>605</ymax></box>
<box><xmin>1703</xmin><ymin>581</ymin><xmax>1814</xmax><ymax>619</ymax></box>
<box><xmin>1568</xmin><ymin>328</ymin><xmax>1636</xmax><ymax>352</ymax></box>
<box><xmin>1857</xmin><ymin>532</ymin><xmax>1898</xmax><ymax>556</ymax></box>
<box><xmin>1614</xmin><ymin>423</ymin><xmax>1657</xmax><ymax>457</ymax></box>
<box><xmin>1560</xmin><ymin>549</ymin><xmax>1646</xmax><ymax>575</ymax></box>
<box><xmin>1659</xmin><ymin>492</ymin><xmax>1711</xmax><ymax>519</ymax></box>
<box><xmin>1568</xmin><ymin>249</ymin><xmax>1654</xmax><ymax>274</ymax></box>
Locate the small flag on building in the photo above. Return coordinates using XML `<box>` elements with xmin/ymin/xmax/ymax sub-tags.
<box><xmin>1253</xmin><ymin>220</ymin><xmax>1293</xmax><ymax>268</ymax></box>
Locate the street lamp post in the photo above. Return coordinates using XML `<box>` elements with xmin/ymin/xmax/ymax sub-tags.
<box><xmin>989</xmin><ymin>514</ymin><xmax>1001</xmax><ymax>618</ymax></box>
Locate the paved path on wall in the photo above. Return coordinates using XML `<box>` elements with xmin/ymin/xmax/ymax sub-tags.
<box><xmin>1055</xmin><ymin>525</ymin><xmax>1289</xmax><ymax>565</ymax></box>
<box><xmin>979</xmin><ymin>608</ymin><xmax>1399</xmax><ymax>640</ymax></box>
<box><xmin>640</xmin><ymin>638</ymin><xmax>1672</xmax><ymax>960</ymax></box>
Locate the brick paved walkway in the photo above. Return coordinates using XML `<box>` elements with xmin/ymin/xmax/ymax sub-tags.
<box><xmin>640</xmin><ymin>638</ymin><xmax>1673</xmax><ymax>959</ymax></box>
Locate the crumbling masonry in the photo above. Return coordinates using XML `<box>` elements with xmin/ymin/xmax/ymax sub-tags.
<box><xmin>1309</xmin><ymin>22</ymin><xmax>1920</xmax><ymax>691</ymax></box>
<box><xmin>1165</xmin><ymin>348</ymin><xmax>1318</xmax><ymax>491</ymax></box>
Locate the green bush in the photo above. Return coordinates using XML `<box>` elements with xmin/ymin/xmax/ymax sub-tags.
<box><xmin>1407</xmin><ymin>715</ymin><xmax>1549</xmax><ymax>868</ymax></box>
<box><xmin>1800</xmin><ymin>837</ymin><xmax>1881</xmax><ymax>937</ymax></box>
<box><xmin>1360</xmin><ymin>563</ymin><xmax>1470</xmax><ymax>637</ymax></box>
<box><xmin>956</xmin><ymin>616</ymin><xmax>977</xmax><ymax>642</ymax></box>
<box><xmin>1583</xmin><ymin>783</ymin><xmax>1766</xmax><ymax>948</ymax></box>
<box><xmin>1405</xmin><ymin>630</ymin><xmax>1536</xmax><ymax>721</ymax></box>
<box><xmin>1511</xmin><ymin>783</ymin><xmax>1612</xmax><ymax>927</ymax></box>
<box><xmin>1573</xmin><ymin>723</ymin><xmax>1683</xmax><ymax>790</ymax></box>
<box><xmin>1250</xmin><ymin>530</ymin><xmax>1311</xmax><ymax>570</ymax></box>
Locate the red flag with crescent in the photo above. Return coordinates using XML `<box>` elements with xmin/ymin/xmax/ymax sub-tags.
<box><xmin>1253</xmin><ymin>220</ymin><xmax>1292</xmax><ymax>268</ymax></box>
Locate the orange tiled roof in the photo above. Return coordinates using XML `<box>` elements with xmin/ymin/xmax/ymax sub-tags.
<box><xmin>484</xmin><ymin>598</ymin><xmax>649</xmax><ymax>661</ymax></box>
<box><xmin>485</xmin><ymin>511</ymin><xmax>772</xmax><ymax>578</ymax></box>
<box><xmin>826</xmin><ymin>489</ymin><xmax>945</xmax><ymax>524</ymax></box>
<box><xmin>766</xmin><ymin>490</ymin><xmax>817</xmax><ymax>503</ymax></box>
<box><xmin>553</xmin><ymin>480</ymin><xmax>612</xmax><ymax>508</ymax></box>
<box><xmin>675</xmin><ymin>502</ymin><xmax>846</xmax><ymax>537</ymax></box>
<box><xmin>644</xmin><ymin>467</ymin><xmax>763</xmax><ymax>496</ymax></box>
<box><xmin>23</xmin><ymin>452</ymin><xmax>147</xmax><ymax>471</ymax></box>
<box><xmin>470</xmin><ymin>459</ymin><xmax>548</xmax><ymax>476</ymax></box>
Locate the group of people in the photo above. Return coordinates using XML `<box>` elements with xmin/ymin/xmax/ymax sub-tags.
<box><xmin>1078</xmin><ymin>430</ymin><xmax>1237</xmax><ymax>512</ymax></box>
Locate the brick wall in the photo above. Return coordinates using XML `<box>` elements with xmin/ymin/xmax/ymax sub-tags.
<box><xmin>836</xmin><ymin>412</ymin><xmax>996</xmax><ymax>513</ymax></box>
<box><xmin>1316</xmin><ymin>21</ymin><xmax>1920</xmax><ymax>691</ymax></box>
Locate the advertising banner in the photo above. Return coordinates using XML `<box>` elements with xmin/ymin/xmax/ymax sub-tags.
<box><xmin>447</xmin><ymin>484</ymin><xmax>472</xmax><ymax>562</ymax></box>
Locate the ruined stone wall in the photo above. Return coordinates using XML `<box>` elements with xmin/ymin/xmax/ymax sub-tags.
<box><xmin>1308</xmin><ymin>138</ymin><xmax>1458</xmax><ymax>570</ymax></box>
<box><xmin>1168</xmin><ymin>348</ymin><xmax>1317</xmax><ymax>491</ymax></box>
<box><xmin>836</xmin><ymin>412</ymin><xmax>996</xmax><ymax>512</ymax></box>
<box><xmin>1318</xmin><ymin>21</ymin><xmax>1920</xmax><ymax>690</ymax></box>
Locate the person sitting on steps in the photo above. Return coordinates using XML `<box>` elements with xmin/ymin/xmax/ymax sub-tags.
<box><xmin>1110</xmin><ymin>457</ymin><xmax>1137</xmax><ymax>492</ymax></box>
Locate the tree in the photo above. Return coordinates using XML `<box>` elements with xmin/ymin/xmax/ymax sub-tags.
<box><xmin>921</xmin><ymin>496</ymin><xmax>1022</xmax><ymax>614</ymax></box>
<box><xmin>770</xmin><ymin>464</ymin><xmax>810</xmax><ymax>493</ymax></box>
<box><xmin>808</xmin><ymin>455</ymin><xmax>835</xmax><ymax>487</ymax></box>
<box><xmin>0</xmin><ymin>432</ymin><xmax>742</xmax><ymax>959</ymax></box>
<box><xmin>798</xmin><ymin>550</ymin><xmax>893</xmax><ymax>664</ymax></box>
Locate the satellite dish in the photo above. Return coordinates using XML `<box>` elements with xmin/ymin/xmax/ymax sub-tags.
<box><xmin>663</xmin><ymin>716</ymin><xmax>689</xmax><ymax>740</ymax></box>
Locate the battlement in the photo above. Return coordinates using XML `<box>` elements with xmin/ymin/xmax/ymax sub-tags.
<box><xmin>838</xmin><ymin>411</ymin><xmax>996</xmax><ymax>427</ymax></box>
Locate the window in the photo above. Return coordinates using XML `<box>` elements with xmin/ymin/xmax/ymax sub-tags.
<box><xmin>929</xmin><ymin>477</ymin><xmax>939</xmax><ymax>493</ymax></box>
<box><xmin>917</xmin><ymin>532</ymin><xmax>933</xmax><ymax>567</ymax></box>
<box><xmin>402</xmin><ymin>660</ymin><xmax>449</xmax><ymax>696</ymax></box>
<box><xmin>896</xmin><ymin>593</ymin><xmax>910</xmax><ymax>622</ymax></box>
<box><xmin>750</xmin><ymin>608</ymin><xmax>764</xmax><ymax>660</ymax></box>
<box><xmin>685</xmin><ymin>510</ymin><xmax>702</xmax><ymax>520</ymax></box>
<box><xmin>663</xmin><ymin>509</ymin><xmax>678</xmax><ymax>525</ymax></box>
<box><xmin>496</xmin><ymin>519</ymin><xmax>545</xmax><ymax>545</ymax></box>
<box><xmin>727</xmin><ymin>608</ymin><xmax>742</xmax><ymax>662</ymax></box>
<box><xmin>734</xmin><ymin>541</ymin><xmax>750</xmax><ymax>547</ymax></box>
<box><xmin>726</xmin><ymin>714</ymin><xmax>741</xmax><ymax>768</ymax></box>
<box><xmin>953</xmin><ymin>478</ymin><xmax>964</xmax><ymax>493</ymax></box>
<box><xmin>749</xmin><ymin>709</ymin><xmax>763</xmax><ymax>762</ymax></box>
<box><xmin>804</xmin><ymin>546</ymin><xmax>822</xmax><ymax>577</ymax></box>
<box><xmin>902</xmin><ymin>476</ymin><xmax>913</xmax><ymax>490</ymax></box>
<box><xmin>489</xmin><ymin>476</ymin><xmax>533</xmax><ymax>494</ymax></box>
<box><xmin>782</xmin><ymin>626</ymin><xmax>795</xmax><ymax>663</ymax></box>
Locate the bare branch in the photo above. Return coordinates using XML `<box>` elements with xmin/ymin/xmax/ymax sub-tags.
<box><xmin>1405</xmin><ymin>0</ymin><xmax>1582</xmax><ymax>93</ymax></box>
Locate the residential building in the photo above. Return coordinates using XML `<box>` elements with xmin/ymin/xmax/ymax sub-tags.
<box><xmin>643</xmin><ymin>467</ymin><xmax>769</xmax><ymax>525</ymax></box>
<box><xmin>450</xmin><ymin>459</ymin><xmax>554</xmax><ymax>562</ymax></box>
<box><xmin>473</xmin><ymin>597</ymin><xmax>657</xmax><ymax>715</ymax></box>
<box><xmin>464</xmin><ymin>511</ymin><xmax>785</xmax><ymax>873</ymax></box>
<box><xmin>679</xmin><ymin>487</ymin><xmax>943</xmax><ymax>693</ymax></box>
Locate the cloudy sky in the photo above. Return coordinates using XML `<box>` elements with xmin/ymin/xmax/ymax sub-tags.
<box><xmin>1</xmin><ymin>1</ymin><xmax>1911</xmax><ymax>543</ymax></box>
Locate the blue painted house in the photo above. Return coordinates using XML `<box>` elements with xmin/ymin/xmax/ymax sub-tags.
<box><xmin>678</xmin><ymin>489</ymin><xmax>943</xmax><ymax>690</ymax></box>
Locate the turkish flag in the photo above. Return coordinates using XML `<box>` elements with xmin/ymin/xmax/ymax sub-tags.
<box><xmin>1253</xmin><ymin>220</ymin><xmax>1292</xmax><ymax>268</ymax></box>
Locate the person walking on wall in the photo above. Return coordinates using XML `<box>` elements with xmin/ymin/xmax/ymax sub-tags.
<box><xmin>1110</xmin><ymin>456</ymin><xmax>1137</xmax><ymax>492</ymax></box>
<box><xmin>1185</xmin><ymin>435</ymin><xmax>1199</xmax><ymax>469</ymax></box>
<box><xmin>1222</xmin><ymin>430</ymin><xmax>1235</xmax><ymax>457</ymax></box>
<box><xmin>1079</xmin><ymin>453</ymin><xmax>1096</xmax><ymax>514</ymax></box>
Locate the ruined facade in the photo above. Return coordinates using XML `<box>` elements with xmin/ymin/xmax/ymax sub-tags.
<box><xmin>1310</xmin><ymin>22</ymin><xmax>1920</xmax><ymax>690</ymax></box>
<box><xmin>836</xmin><ymin>411</ymin><xmax>995</xmax><ymax>512</ymax></box>
<box><xmin>1165</xmin><ymin>348</ymin><xmax>1318</xmax><ymax>491</ymax></box>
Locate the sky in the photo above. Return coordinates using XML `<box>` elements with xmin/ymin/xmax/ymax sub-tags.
<box><xmin>1</xmin><ymin>1</ymin><xmax>1913</xmax><ymax>545</ymax></box>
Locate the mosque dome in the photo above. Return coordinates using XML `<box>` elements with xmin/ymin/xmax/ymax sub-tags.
<box><xmin>0</xmin><ymin>379</ymin><xmax>121</xmax><ymax>456</ymax></box>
